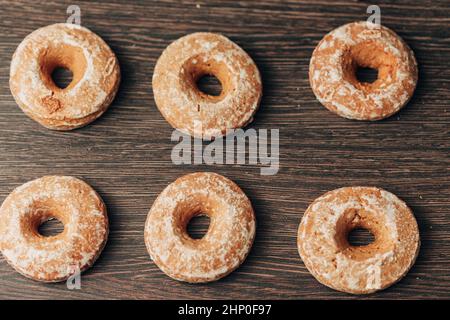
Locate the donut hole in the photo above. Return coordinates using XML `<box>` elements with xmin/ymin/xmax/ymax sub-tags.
<box><xmin>20</xmin><ymin>201</ymin><xmax>69</xmax><ymax>239</ymax></box>
<box><xmin>343</xmin><ymin>41</ymin><xmax>397</xmax><ymax>92</ymax></box>
<box><xmin>39</xmin><ymin>44</ymin><xmax>87</xmax><ymax>91</ymax></box>
<box><xmin>182</xmin><ymin>55</ymin><xmax>232</xmax><ymax>103</ymax></box>
<box><xmin>37</xmin><ymin>217</ymin><xmax>65</xmax><ymax>237</ymax></box>
<box><xmin>51</xmin><ymin>67</ymin><xmax>73</xmax><ymax>89</ymax></box>
<box><xmin>355</xmin><ymin>66</ymin><xmax>378</xmax><ymax>84</ymax></box>
<box><xmin>173</xmin><ymin>198</ymin><xmax>223</xmax><ymax>242</ymax></box>
<box><xmin>186</xmin><ymin>214</ymin><xmax>211</xmax><ymax>240</ymax></box>
<box><xmin>196</xmin><ymin>74</ymin><xmax>223</xmax><ymax>97</ymax></box>
<box><xmin>347</xmin><ymin>227</ymin><xmax>375</xmax><ymax>247</ymax></box>
<box><xmin>334</xmin><ymin>208</ymin><xmax>395</xmax><ymax>261</ymax></box>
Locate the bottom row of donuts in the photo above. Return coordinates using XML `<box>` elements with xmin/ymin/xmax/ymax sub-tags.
<box><xmin>0</xmin><ymin>172</ymin><xmax>420</xmax><ymax>294</ymax></box>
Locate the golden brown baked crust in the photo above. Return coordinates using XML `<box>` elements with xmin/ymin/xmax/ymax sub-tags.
<box><xmin>298</xmin><ymin>186</ymin><xmax>420</xmax><ymax>294</ymax></box>
<box><xmin>309</xmin><ymin>21</ymin><xmax>418</xmax><ymax>120</ymax></box>
<box><xmin>144</xmin><ymin>172</ymin><xmax>256</xmax><ymax>283</ymax></box>
<box><xmin>9</xmin><ymin>23</ymin><xmax>121</xmax><ymax>130</ymax></box>
<box><xmin>0</xmin><ymin>176</ymin><xmax>109</xmax><ymax>282</ymax></box>
<box><xmin>152</xmin><ymin>32</ymin><xmax>262</xmax><ymax>140</ymax></box>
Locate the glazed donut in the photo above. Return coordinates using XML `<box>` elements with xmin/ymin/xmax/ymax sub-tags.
<box><xmin>144</xmin><ymin>172</ymin><xmax>255</xmax><ymax>283</ymax></box>
<box><xmin>298</xmin><ymin>187</ymin><xmax>420</xmax><ymax>294</ymax></box>
<box><xmin>9</xmin><ymin>23</ymin><xmax>120</xmax><ymax>130</ymax></box>
<box><xmin>152</xmin><ymin>32</ymin><xmax>262</xmax><ymax>140</ymax></box>
<box><xmin>309</xmin><ymin>21</ymin><xmax>418</xmax><ymax>120</ymax></box>
<box><xmin>0</xmin><ymin>176</ymin><xmax>108</xmax><ymax>282</ymax></box>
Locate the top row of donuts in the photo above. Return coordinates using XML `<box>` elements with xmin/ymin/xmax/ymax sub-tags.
<box><xmin>9</xmin><ymin>21</ymin><xmax>418</xmax><ymax>139</ymax></box>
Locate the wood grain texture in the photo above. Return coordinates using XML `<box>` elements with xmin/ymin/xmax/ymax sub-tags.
<box><xmin>0</xmin><ymin>0</ymin><xmax>449</xmax><ymax>299</ymax></box>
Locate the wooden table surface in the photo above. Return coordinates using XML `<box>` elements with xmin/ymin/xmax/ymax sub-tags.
<box><xmin>0</xmin><ymin>0</ymin><xmax>449</xmax><ymax>300</ymax></box>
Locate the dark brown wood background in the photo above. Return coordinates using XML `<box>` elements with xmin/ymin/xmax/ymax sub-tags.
<box><xmin>0</xmin><ymin>0</ymin><xmax>449</xmax><ymax>300</ymax></box>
